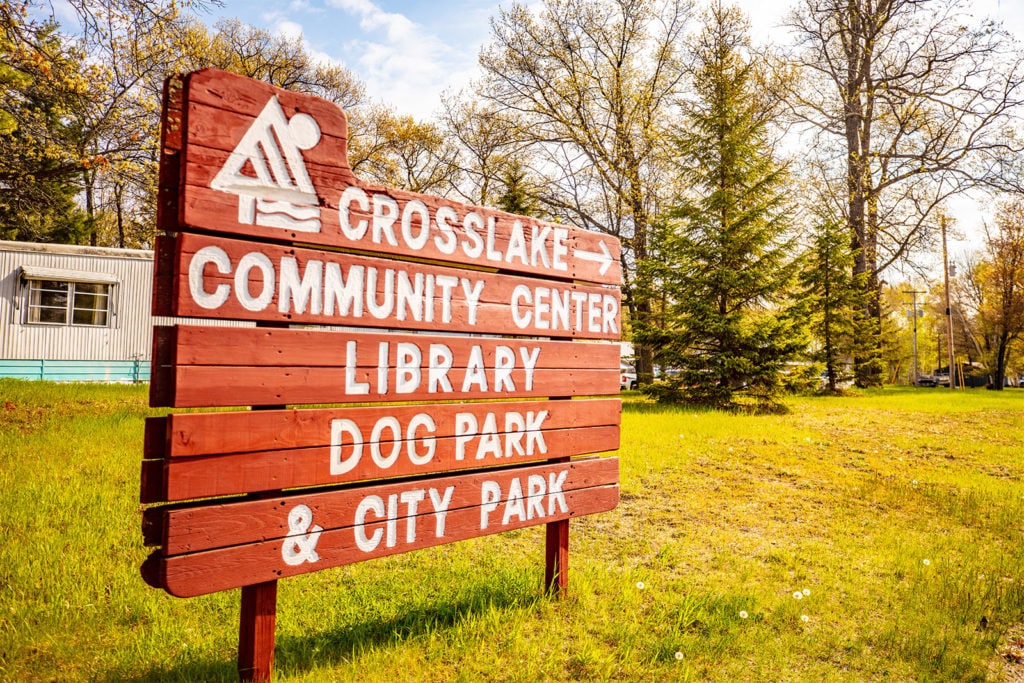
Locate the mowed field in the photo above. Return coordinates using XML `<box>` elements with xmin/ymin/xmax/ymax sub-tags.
<box><xmin>1</xmin><ymin>379</ymin><xmax>1022</xmax><ymax>682</ymax></box>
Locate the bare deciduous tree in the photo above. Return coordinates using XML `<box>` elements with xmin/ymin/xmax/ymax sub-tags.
<box><xmin>787</xmin><ymin>0</ymin><xmax>1024</xmax><ymax>384</ymax></box>
<box><xmin>477</xmin><ymin>0</ymin><xmax>692</xmax><ymax>383</ymax></box>
<box><xmin>438</xmin><ymin>95</ymin><xmax>522</xmax><ymax>207</ymax></box>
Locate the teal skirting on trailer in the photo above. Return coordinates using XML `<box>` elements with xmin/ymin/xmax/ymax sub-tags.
<box><xmin>0</xmin><ymin>359</ymin><xmax>150</xmax><ymax>383</ymax></box>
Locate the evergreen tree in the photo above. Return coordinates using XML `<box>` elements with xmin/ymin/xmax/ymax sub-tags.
<box><xmin>639</xmin><ymin>2</ymin><xmax>805</xmax><ymax>411</ymax></box>
<box><xmin>495</xmin><ymin>159</ymin><xmax>541</xmax><ymax>218</ymax></box>
<box><xmin>0</xmin><ymin>11</ymin><xmax>90</xmax><ymax>242</ymax></box>
<box><xmin>798</xmin><ymin>215</ymin><xmax>864</xmax><ymax>392</ymax></box>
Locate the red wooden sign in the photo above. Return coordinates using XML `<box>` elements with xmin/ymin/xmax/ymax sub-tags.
<box><xmin>164</xmin><ymin>70</ymin><xmax>621</xmax><ymax>286</ymax></box>
<box><xmin>153</xmin><ymin>232</ymin><xmax>621</xmax><ymax>338</ymax></box>
<box><xmin>142</xmin><ymin>458</ymin><xmax>618</xmax><ymax>597</ymax></box>
<box><xmin>144</xmin><ymin>68</ymin><xmax>622</xmax><ymax>682</ymax></box>
<box><xmin>150</xmin><ymin>325</ymin><xmax>619</xmax><ymax>407</ymax></box>
<box><xmin>142</xmin><ymin>398</ymin><xmax>620</xmax><ymax>501</ymax></box>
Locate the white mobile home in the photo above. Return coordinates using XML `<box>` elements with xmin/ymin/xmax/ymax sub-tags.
<box><xmin>0</xmin><ymin>240</ymin><xmax>155</xmax><ymax>382</ymax></box>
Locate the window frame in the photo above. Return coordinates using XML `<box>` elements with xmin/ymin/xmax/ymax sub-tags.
<box><xmin>19</xmin><ymin>266</ymin><xmax>118</xmax><ymax>329</ymax></box>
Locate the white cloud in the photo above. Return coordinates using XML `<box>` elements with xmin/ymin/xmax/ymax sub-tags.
<box><xmin>331</xmin><ymin>0</ymin><xmax>417</xmax><ymax>41</ymax></box>
<box><xmin>262</xmin><ymin>16</ymin><xmax>340</xmax><ymax>72</ymax></box>
<box><xmin>274</xmin><ymin>19</ymin><xmax>305</xmax><ymax>41</ymax></box>
<box><xmin>324</xmin><ymin>0</ymin><xmax>460</xmax><ymax>117</ymax></box>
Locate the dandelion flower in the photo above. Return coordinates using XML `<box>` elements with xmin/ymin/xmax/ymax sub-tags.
<box><xmin>637</xmin><ymin>581</ymin><xmax>645</xmax><ymax>590</ymax></box>
<box><xmin>922</xmin><ymin>559</ymin><xmax>931</xmax><ymax>566</ymax></box>
<box><xmin>739</xmin><ymin>610</ymin><xmax>749</xmax><ymax>619</ymax></box>
<box><xmin>793</xmin><ymin>591</ymin><xmax>803</xmax><ymax>600</ymax></box>
<box><xmin>801</xmin><ymin>615</ymin><xmax>810</xmax><ymax>623</ymax></box>
<box><xmin>802</xmin><ymin>588</ymin><xmax>811</xmax><ymax>596</ymax></box>
<box><xmin>675</xmin><ymin>651</ymin><xmax>684</xmax><ymax>661</ymax></box>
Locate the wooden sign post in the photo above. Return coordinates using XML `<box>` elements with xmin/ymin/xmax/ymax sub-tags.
<box><xmin>141</xmin><ymin>69</ymin><xmax>622</xmax><ymax>682</ymax></box>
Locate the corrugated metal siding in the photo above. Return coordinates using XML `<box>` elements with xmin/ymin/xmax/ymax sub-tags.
<box><xmin>0</xmin><ymin>242</ymin><xmax>254</xmax><ymax>378</ymax></box>
<box><xmin>0</xmin><ymin>241</ymin><xmax>155</xmax><ymax>361</ymax></box>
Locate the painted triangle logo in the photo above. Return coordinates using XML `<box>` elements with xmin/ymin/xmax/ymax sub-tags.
<box><xmin>210</xmin><ymin>95</ymin><xmax>322</xmax><ymax>233</ymax></box>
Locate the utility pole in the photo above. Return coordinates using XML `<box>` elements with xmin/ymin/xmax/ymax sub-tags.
<box><xmin>941</xmin><ymin>216</ymin><xmax>957</xmax><ymax>389</ymax></box>
<box><xmin>905</xmin><ymin>289</ymin><xmax>925</xmax><ymax>385</ymax></box>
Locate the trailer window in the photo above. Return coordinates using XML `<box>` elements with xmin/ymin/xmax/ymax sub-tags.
<box><xmin>26</xmin><ymin>279</ymin><xmax>111</xmax><ymax>327</ymax></box>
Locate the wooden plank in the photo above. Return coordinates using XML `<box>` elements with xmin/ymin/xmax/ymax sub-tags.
<box><xmin>156</xmin><ymin>75</ymin><xmax>184</xmax><ymax>236</ymax></box>
<box><xmin>141</xmin><ymin>395</ymin><xmax>618</xmax><ymax>501</ymax></box>
<box><xmin>154</xmin><ymin>456</ymin><xmax>617</xmax><ymax>554</ymax></box>
<box><xmin>158</xmin><ymin>232</ymin><xmax>621</xmax><ymax>339</ymax></box>
<box><xmin>181</xmin><ymin>144</ymin><xmax>621</xmax><ymax>286</ymax></box>
<box><xmin>183</xmin><ymin>68</ymin><xmax>353</xmax><ymax>165</ymax></box>
<box><xmin>147</xmin><ymin>458</ymin><xmax>619</xmax><ymax>597</ymax></box>
<box><xmin>158</xmin><ymin>324</ymin><xmax>620</xmax><ymax>369</ymax></box>
<box><xmin>157</xmin><ymin>398</ymin><xmax>620</xmax><ymax>458</ymax></box>
<box><xmin>175</xmin><ymin>69</ymin><xmax>620</xmax><ymax>286</ymax></box>
<box><xmin>154</xmin><ymin>365</ymin><xmax>617</xmax><ymax>408</ymax></box>
<box><xmin>145</xmin><ymin>426</ymin><xmax>617</xmax><ymax>503</ymax></box>
<box><xmin>545</xmin><ymin>519</ymin><xmax>570</xmax><ymax>597</ymax></box>
<box><xmin>151</xmin><ymin>234</ymin><xmax>177</xmax><ymax>318</ymax></box>
<box><xmin>141</xmin><ymin>399</ymin><xmax>619</xmax><ymax>502</ymax></box>
<box><xmin>150</xmin><ymin>326</ymin><xmax>620</xmax><ymax>408</ymax></box>
<box><xmin>151</xmin><ymin>485</ymin><xmax>618</xmax><ymax>598</ymax></box>
<box><xmin>238</xmin><ymin>581</ymin><xmax>276</xmax><ymax>683</ymax></box>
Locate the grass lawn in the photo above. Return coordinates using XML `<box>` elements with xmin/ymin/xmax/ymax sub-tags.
<box><xmin>1</xmin><ymin>380</ymin><xmax>1022</xmax><ymax>681</ymax></box>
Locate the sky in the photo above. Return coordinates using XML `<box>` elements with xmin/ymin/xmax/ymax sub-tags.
<box><xmin>201</xmin><ymin>0</ymin><xmax>1024</xmax><ymax>120</ymax></box>
<box><xmin>197</xmin><ymin>0</ymin><xmax>1024</xmax><ymax>264</ymax></box>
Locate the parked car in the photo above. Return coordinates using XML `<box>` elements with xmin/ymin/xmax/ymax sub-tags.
<box><xmin>917</xmin><ymin>371</ymin><xmax>951</xmax><ymax>387</ymax></box>
<box><xmin>620</xmin><ymin>363</ymin><xmax>638</xmax><ymax>391</ymax></box>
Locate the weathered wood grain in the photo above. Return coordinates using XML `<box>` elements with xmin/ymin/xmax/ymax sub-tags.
<box><xmin>149</xmin><ymin>325</ymin><xmax>620</xmax><ymax>408</ymax></box>
<box><xmin>144</xmin><ymin>458</ymin><xmax>619</xmax><ymax>597</ymax></box>
<box><xmin>157</xmin><ymin>232</ymin><xmax>621</xmax><ymax>339</ymax></box>
<box><xmin>141</xmin><ymin>399</ymin><xmax>620</xmax><ymax>502</ymax></box>
<box><xmin>174</xmin><ymin>69</ymin><xmax>620</xmax><ymax>286</ymax></box>
<box><xmin>152</xmin><ymin>398</ymin><xmax>620</xmax><ymax>458</ymax></box>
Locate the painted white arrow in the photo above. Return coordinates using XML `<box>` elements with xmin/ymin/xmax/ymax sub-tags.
<box><xmin>573</xmin><ymin>240</ymin><xmax>614</xmax><ymax>276</ymax></box>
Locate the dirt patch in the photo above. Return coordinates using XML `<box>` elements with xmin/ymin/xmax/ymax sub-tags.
<box><xmin>989</xmin><ymin>624</ymin><xmax>1024</xmax><ymax>682</ymax></box>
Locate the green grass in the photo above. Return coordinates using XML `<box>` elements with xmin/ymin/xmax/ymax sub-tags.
<box><xmin>1</xmin><ymin>380</ymin><xmax>1022</xmax><ymax>681</ymax></box>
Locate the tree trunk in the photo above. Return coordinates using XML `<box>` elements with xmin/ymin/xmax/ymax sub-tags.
<box><xmin>992</xmin><ymin>331</ymin><xmax>1009</xmax><ymax>390</ymax></box>
<box><xmin>83</xmin><ymin>168</ymin><xmax>97</xmax><ymax>247</ymax></box>
<box><xmin>115</xmin><ymin>183</ymin><xmax>125</xmax><ymax>248</ymax></box>
<box><xmin>628</xmin><ymin>166</ymin><xmax>656</xmax><ymax>386</ymax></box>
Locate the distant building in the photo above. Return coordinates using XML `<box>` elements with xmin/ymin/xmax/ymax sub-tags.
<box><xmin>0</xmin><ymin>240</ymin><xmax>154</xmax><ymax>382</ymax></box>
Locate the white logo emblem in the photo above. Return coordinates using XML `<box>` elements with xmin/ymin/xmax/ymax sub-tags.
<box><xmin>210</xmin><ymin>95</ymin><xmax>322</xmax><ymax>233</ymax></box>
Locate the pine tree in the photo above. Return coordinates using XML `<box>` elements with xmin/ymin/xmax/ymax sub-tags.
<box><xmin>639</xmin><ymin>2</ymin><xmax>805</xmax><ymax>411</ymax></box>
<box><xmin>799</xmin><ymin>215</ymin><xmax>865</xmax><ymax>392</ymax></box>
<box><xmin>495</xmin><ymin>159</ymin><xmax>541</xmax><ymax>218</ymax></box>
<box><xmin>0</xmin><ymin>14</ymin><xmax>90</xmax><ymax>243</ymax></box>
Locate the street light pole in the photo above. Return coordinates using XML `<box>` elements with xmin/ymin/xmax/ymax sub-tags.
<box><xmin>905</xmin><ymin>289</ymin><xmax>925</xmax><ymax>385</ymax></box>
<box><xmin>941</xmin><ymin>216</ymin><xmax>957</xmax><ymax>390</ymax></box>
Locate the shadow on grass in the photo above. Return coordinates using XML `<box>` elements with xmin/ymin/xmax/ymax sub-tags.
<box><xmin>110</xmin><ymin>573</ymin><xmax>543</xmax><ymax>681</ymax></box>
<box><xmin>621</xmin><ymin>393</ymin><xmax>794</xmax><ymax>415</ymax></box>
<box><xmin>104</xmin><ymin>659</ymin><xmax>240</xmax><ymax>683</ymax></box>
<box><xmin>273</xmin><ymin>577</ymin><xmax>544</xmax><ymax>676</ymax></box>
